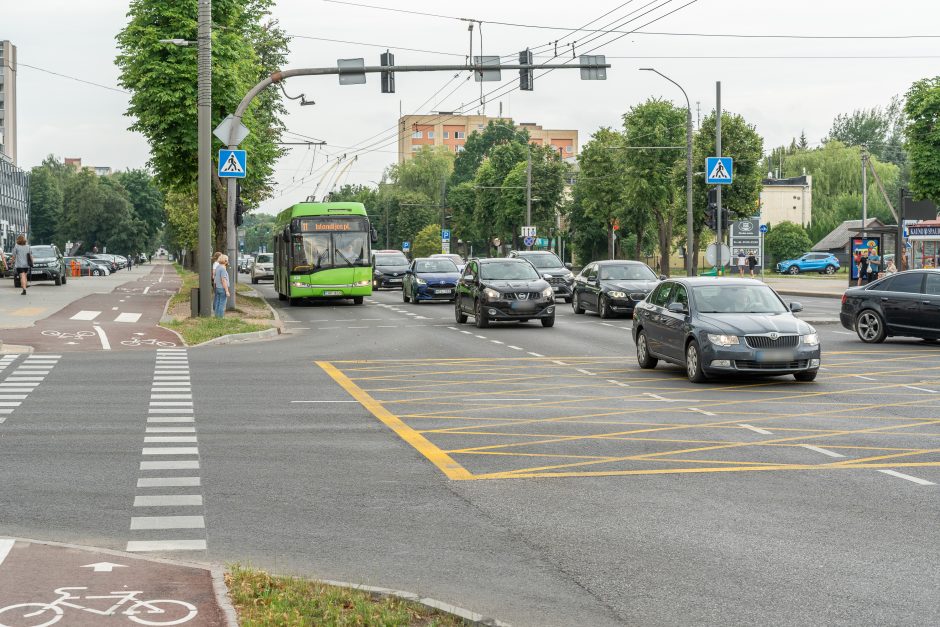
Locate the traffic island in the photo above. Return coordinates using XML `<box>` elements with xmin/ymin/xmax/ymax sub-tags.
<box><xmin>226</xmin><ymin>565</ymin><xmax>502</xmax><ymax>626</ymax></box>
<box><xmin>161</xmin><ymin>265</ymin><xmax>278</xmax><ymax>346</ymax></box>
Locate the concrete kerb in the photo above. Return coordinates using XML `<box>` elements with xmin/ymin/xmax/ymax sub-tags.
<box><xmin>0</xmin><ymin>342</ymin><xmax>34</xmax><ymax>355</ymax></box>
<box><xmin>0</xmin><ymin>536</ymin><xmax>239</xmax><ymax>627</ymax></box>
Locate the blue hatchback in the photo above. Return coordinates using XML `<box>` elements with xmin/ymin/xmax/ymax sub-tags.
<box><xmin>402</xmin><ymin>257</ymin><xmax>461</xmax><ymax>303</ymax></box>
<box><xmin>776</xmin><ymin>252</ymin><xmax>840</xmax><ymax>275</ymax></box>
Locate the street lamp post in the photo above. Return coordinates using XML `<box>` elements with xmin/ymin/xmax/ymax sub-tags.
<box><xmin>640</xmin><ymin>68</ymin><xmax>694</xmax><ymax>277</ymax></box>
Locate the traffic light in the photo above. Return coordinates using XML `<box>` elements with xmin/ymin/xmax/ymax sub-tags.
<box><xmin>380</xmin><ymin>50</ymin><xmax>395</xmax><ymax>94</ymax></box>
<box><xmin>519</xmin><ymin>49</ymin><xmax>534</xmax><ymax>91</ymax></box>
<box><xmin>235</xmin><ymin>181</ymin><xmax>246</xmax><ymax>227</ymax></box>
<box><xmin>705</xmin><ymin>188</ymin><xmax>718</xmax><ymax>230</ymax></box>
<box><xmin>721</xmin><ymin>207</ymin><xmax>731</xmax><ymax>229</ymax></box>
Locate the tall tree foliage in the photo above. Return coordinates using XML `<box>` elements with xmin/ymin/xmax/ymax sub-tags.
<box><xmin>28</xmin><ymin>166</ymin><xmax>64</xmax><ymax>245</ymax></box>
<box><xmin>573</xmin><ymin>128</ymin><xmax>629</xmax><ymax>259</ymax></box>
<box><xmin>450</xmin><ymin>120</ymin><xmax>530</xmax><ymax>186</ymax></box>
<box><xmin>904</xmin><ymin>77</ymin><xmax>940</xmax><ymax>205</ymax></box>
<box><xmin>825</xmin><ymin>96</ymin><xmax>906</xmax><ymax>167</ymax></box>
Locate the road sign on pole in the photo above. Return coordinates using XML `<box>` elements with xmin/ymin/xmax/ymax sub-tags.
<box><xmin>218</xmin><ymin>150</ymin><xmax>246</xmax><ymax>178</ymax></box>
<box><xmin>759</xmin><ymin>224</ymin><xmax>768</xmax><ymax>234</ymax></box>
<box><xmin>441</xmin><ymin>229</ymin><xmax>451</xmax><ymax>243</ymax></box>
<box><xmin>213</xmin><ymin>115</ymin><xmax>250</xmax><ymax>145</ymax></box>
<box><xmin>706</xmin><ymin>157</ymin><xmax>733</xmax><ymax>184</ymax></box>
<box><xmin>402</xmin><ymin>241</ymin><xmax>410</xmax><ymax>253</ymax></box>
<box><xmin>521</xmin><ymin>226</ymin><xmax>537</xmax><ymax>238</ymax></box>
<box><xmin>523</xmin><ymin>236</ymin><xmax>536</xmax><ymax>248</ymax></box>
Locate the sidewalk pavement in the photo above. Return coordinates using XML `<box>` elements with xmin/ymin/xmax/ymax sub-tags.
<box><xmin>762</xmin><ymin>276</ymin><xmax>848</xmax><ymax>299</ymax></box>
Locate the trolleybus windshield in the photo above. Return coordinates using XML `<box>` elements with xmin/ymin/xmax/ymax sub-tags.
<box><xmin>290</xmin><ymin>217</ymin><xmax>369</xmax><ymax>273</ymax></box>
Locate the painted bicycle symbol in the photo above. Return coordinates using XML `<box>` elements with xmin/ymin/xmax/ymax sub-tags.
<box><xmin>40</xmin><ymin>330</ymin><xmax>95</xmax><ymax>341</ymax></box>
<box><xmin>120</xmin><ymin>338</ymin><xmax>177</xmax><ymax>347</ymax></box>
<box><xmin>0</xmin><ymin>586</ymin><xmax>197</xmax><ymax>626</ymax></box>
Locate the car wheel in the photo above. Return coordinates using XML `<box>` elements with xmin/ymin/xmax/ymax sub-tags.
<box><xmin>61</xmin><ymin>274</ymin><xmax>67</xmax><ymax>285</ymax></box>
<box><xmin>823</xmin><ymin>265</ymin><xmax>836</xmax><ymax>275</ymax></box>
<box><xmin>455</xmin><ymin>300</ymin><xmax>468</xmax><ymax>324</ymax></box>
<box><xmin>636</xmin><ymin>330</ymin><xmax>658</xmax><ymax>369</ymax></box>
<box><xmin>599</xmin><ymin>295</ymin><xmax>611</xmax><ymax>319</ymax></box>
<box><xmin>352</xmin><ymin>296</ymin><xmax>364</xmax><ymax>305</ymax></box>
<box><xmin>788</xmin><ymin>266</ymin><xmax>800</xmax><ymax>275</ymax></box>
<box><xmin>288</xmin><ymin>296</ymin><xmax>298</xmax><ymax>306</ymax></box>
<box><xmin>92</xmin><ymin>269</ymin><xmax>101</xmax><ymax>276</ymax></box>
<box><xmin>794</xmin><ymin>370</ymin><xmax>818</xmax><ymax>382</ymax></box>
<box><xmin>541</xmin><ymin>315</ymin><xmax>555</xmax><ymax>328</ymax></box>
<box><xmin>572</xmin><ymin>293</ymin><xmax>585</xmax><ymax>314</ymax></box>
<box><xmin>54</xmin><ymin>274</ymin><xmax>62</xmax><ymax>286</ymax></box>
<box><xmin>856</xmin><ymin>310</ymin><xmax>886</xmax><ymax>343</ymax></box>
<box><xmin>474</xmin><ymin>299</ymin><xmax>489</xmax><ymax>328</ymax></box>
<box><xmin>685</xmin><ymin>340</ymin><xmax>708</xmax><ymax>383</ymax></box>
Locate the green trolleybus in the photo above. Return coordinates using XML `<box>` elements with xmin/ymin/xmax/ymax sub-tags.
<box><xmin>273</xmin><ymin>202</ymin><xmax>377</xmax><ymax>305</ymax></box>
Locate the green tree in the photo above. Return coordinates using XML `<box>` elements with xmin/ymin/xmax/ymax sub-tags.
<box><xmin>572</xmin><ymin>128</ymin><xmax>628</xmax><ymax>259</ymax></box>
<box><xmin>387</xmin><ymin>147</ymin><xmax>454</xmax><ymax>204</ymax></box>
<box><xmin>29</xmin><ymin>166</ymin><xmax>64</xmax><ymax>245</ymax></box>
<box><xmin>825</xmin><ymin>96</ymin><xmax>906</xmax><ymax>167</ymax></box>
<box><xmin>113</xmin><ymin>169</ymin><xmax>164</xmax><ymax>252</ymax></box>
<box><xmin>451</xmin><ymin>120</ymin><xmax>529</xmax><ymax>186</ymax></box>
<box><xmin>764</xmin><ymin>221</ymin><xmax>812</xmax><ymax>264</ymax></box>
<box><xmin>623</xmin><ymin>99</ymin><xmax>686</xmax><ymax>274</ymax></box>
<box><xmin>241</xmin><ymin>212</ymin><xmax>276</xmax><ymax>253</ymax></box>
<box><xmin>60</xmin><ymin>171</ymin><xmax>139</xmax><ymax>254</ymax></box>
<box><xmin>412</xmin><ymin>223</ymin><xmax>442</xmax><ymax>258</ymax></box>
<box><xmin>164</xmin><ymin>189</ymin><xmax>198</xmax><ymax>264</ymax></box>
<box><xmin>904</xmin><ymin>77</ymin><xmax>940</xmax><ymax>205</ymax></box>
<box><xmin>116</xmin><ymin>0</ymin><xmax>289</xmax><ymax>253</ymax></box>
<box><xmin>496</xmin><ymin>147</ymin><xmax>566</xmax><ymax>248</ymax></box>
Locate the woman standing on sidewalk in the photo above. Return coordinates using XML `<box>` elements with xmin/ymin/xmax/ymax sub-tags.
<box><xmin>212</xmin><ymin>254</ymin><xmax>230</xmax><ymax>318</ymax></box>
<box><xmin>13</xmin><ymin>235</ymin><xmax>32</xmax><ymax>295</ymax></box>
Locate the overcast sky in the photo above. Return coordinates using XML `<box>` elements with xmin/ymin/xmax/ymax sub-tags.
<box><xmin>6</xmin><ymin>0</ymin><xmax>940</xmax><ymax>214</ymax></box>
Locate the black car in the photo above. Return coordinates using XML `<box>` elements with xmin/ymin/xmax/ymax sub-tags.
<box><xmin>572</xmin><ymin>260</ymin><xmax>662</xmax><ymax>318</ymax></box>
<box><xmin>840</xmin><ymin>269</ymin><xmax>940</xmax><ymax>343</ymax></box>
<box><xmin>632</xmin><ymin>278</ymin><xmax>821</xmax><ymax>382</ymax></box>
<box><xmin>508</xmin><ymin>250</ymin><xmax>575</xmax><ymax>302</ymax></box>
<box><xmin>16</xmin><ymin>245</ymin><xmax>67</xmax><ymax>286</ymax></box>
<box><xmin>85</xmin><ymin>254</ymin><xmax>119</xmax><ymax>273</ymax></box>
<box><xmin>372</xmin><ymin>250</ymin><xmax>410</xmax><ymax>289</ymax></box>
<box><xmin>455</xmin><ymin>258</ymin><xmax>556</xmax><ymax>328</ymax></box>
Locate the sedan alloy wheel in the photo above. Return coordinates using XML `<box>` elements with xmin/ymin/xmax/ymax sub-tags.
<box><xmin>856</xmin><ymin>310</ymin><xmax>886</xmax><ymax>343</ymax></box>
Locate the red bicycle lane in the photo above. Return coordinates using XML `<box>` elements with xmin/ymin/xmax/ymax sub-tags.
<box><xmin>1</xmin><ymin>264</ymin><xmax>184</xmax><ymax>352</ymax></box>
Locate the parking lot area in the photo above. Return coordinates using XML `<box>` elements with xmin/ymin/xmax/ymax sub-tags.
<box><xmin>321</xmin><ymin>343</ymin><xmax>940</xmax><ymax>484</ymax></box>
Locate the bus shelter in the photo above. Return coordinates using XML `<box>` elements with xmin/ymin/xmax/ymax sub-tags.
<box><xmin>906</xmin><ymin>219</ymin><xmax>940</xmax><ymax>269</ymax></box>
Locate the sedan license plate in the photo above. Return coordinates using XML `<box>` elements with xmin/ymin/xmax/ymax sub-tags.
<box><xmin>433</xmin><ymin>289</ymin><xmax>452</xmax><ymax>294</ymax></box>
<box><xmin>31</xmin><ymin>270</ymin><xmax>44</xmax><ymax>275</ymax></box>
<box><xmin>553</xmin><ymin>286</ymin><xmax>561</xmax><ymax>292</ymax></box>
<box><xmin>323</xmin><ymin>290</ymin><xmax>343</xmax><ymax>296</ymax></box>
<box><xmin>510</xmin><ymin>301</ymin><xmax>537</xmax><ymax>311</ymax></box>
<box><xmin>388</xmin><ymin>278</ymin><xmax>402</xmax><ymax>283</ymax></box>
<box><xmin>756</xmin><ymin>349</ymin><xmax>796</xmax><ymax>363</ymax></box>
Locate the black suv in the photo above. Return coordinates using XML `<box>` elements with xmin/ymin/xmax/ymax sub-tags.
<box><xmin>507</xmin><ymin>250</ymin><xmax>574</xmax><ymax>302</ymax></box>
<box><xmin>17</xmin><ymin>244</ymin><xmax>67</xmax><ymax>286</ymax></box>
<box><xmin>455</xmin><ymin>258</ymin><xmax>555</xmax><ymax>328</ymax></box>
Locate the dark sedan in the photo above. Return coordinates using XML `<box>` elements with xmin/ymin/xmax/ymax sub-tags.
<box><xmin>403</xmin><ymin>257</ymin><xmax>461</xmax><ymax>303</ymax></box>
<box><xmin>65</xmin><ymin>256</ymin><xmax>110</xmax><ymax>276</ymax></box>
<box><xmin>840</xmin><ymin>269</ymin><xmax>940</xmax><ymax>343</ymax></box>
<box><xmin>455</xmin><ymin>258</ymin><xmax>556</xmax><ymax>328</ymax></box>
<box><xmin>572</xmin><ymin>260</ymin><xmax>662</xmax><ymax>318</ymax></box>
<box><xmin>372</xmin><ymin>250</ymin><xmax>410</xmax><ymax>289</ymax></box>
<box><xmin>633</xmin><ymin>278</ymin><xmax>821</xmax><ymax>382</ymax></box>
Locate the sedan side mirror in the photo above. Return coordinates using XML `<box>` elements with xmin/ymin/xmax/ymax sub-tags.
<box><xmin>789</xmin><ymin>302</ymin><xmax>803</xmax><ymax>313</ymax></box>
<box><xmin>667</xmin><ymin>302</ymin><xmax>688</xmax><ymax>314</ymax></box>
<box><xmin>659</xmin><ymin>274</ymin><xmax>667</xmax><ymax>281</ymax></box>
<box><xmin>564</xmin><ymin>262</ymin><xmax>573</xmax><ymax>270</ymax></box>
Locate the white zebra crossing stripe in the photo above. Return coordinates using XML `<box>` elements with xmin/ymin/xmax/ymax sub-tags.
<box><xmin>70</xmin><ymin>310</ymin><xmax>101</xmax><ymax>321</ymax></box>
<box><xmin>114</xmin><ymin>312</ymin><xmax>142</xmax><ymax>323</ymax></box>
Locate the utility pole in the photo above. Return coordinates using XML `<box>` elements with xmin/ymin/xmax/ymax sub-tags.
<box><xmin>196</xmin><ymin>0</ymin><xmax>212</xmax><ymax>315</ymax></box>
<box><xmin>526</xmin><ymin>145</ymin><xmax>532</xmax><ymax>250</ymax></box>
<box><xmin>715</xmin><ymin>81</ymin><xmax>723</xmax><ymax>276</ymax></box>
<box><xmin>861</xmin><ymin>148</ymin><xmax>868</xmax><ymax>238</ymax></box>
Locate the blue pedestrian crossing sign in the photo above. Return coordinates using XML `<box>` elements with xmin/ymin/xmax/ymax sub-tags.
<box><xmin>706</xmin><ymin>156</ymin><xmax>733</xmax><ymax>185</ymax></box>
<box><xmin>218</xmin><ymin>149</ymin><xmax>247</xmax><ymax>178</ymax></box>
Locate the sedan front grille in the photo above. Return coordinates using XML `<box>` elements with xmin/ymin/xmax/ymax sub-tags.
<box><xmin>547</xmin><ymin>276</ymin><xmax>566</xmax><ymax>285</ymax></box>
<box><xmin>735</xmin><ymin>360</ymin><xmax>808</xmax><ymax>370</ymax></box>
<box><xmin>630</xmin><ymin>292</ymin><xmax>648</xmax><ymax>301</ymax></box>
<box><xmin>744</xmin><ymin>335</ymin><xmax>799</xmax><ymax>349</ymax></box>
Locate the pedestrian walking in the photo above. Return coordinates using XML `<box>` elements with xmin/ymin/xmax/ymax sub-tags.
<box><xmin>213</xmin><ymin>254</ymin><xmax>230</xmax><ymax>318</ymax></box>
<box><xmin>737</xmin><ymin>250</ymin><xmax>746</xmax><ymax>276</ymax></box>
<box><xmin>747</xmin><ymin>250</ymin><xmax>758</xmax><ymax>277</ymax></box>
<box><xmin>127</xmin><ymin>254</ymin><xmax>133</xmax><ymax>270</ymax></box>
<box><xmin>13</xmin><ymin>235</ymin><xmax>32</xmax><ymax>295</ymax></box>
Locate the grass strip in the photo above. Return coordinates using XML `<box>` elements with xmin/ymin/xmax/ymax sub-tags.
<box><xmin>226</xmin><ymin>565</ymin><xmax>465</xmax><ymax>627</ymax></box>
<box><xmin>164</xmin><ymin>317</ymin><xmax>269</xmax><ymax>345</ymax></box>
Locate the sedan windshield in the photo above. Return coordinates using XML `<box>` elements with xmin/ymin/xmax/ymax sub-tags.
<box><xmin>375</xmin><ymin>253</ymin><xmax>408</xmax><ymax>267</ymax></box>
<box><xmin>416</xmin><ymin>259</ymin><xmax>458</xmax><ymax>273</ymax></box>
<box><xmin>256</xmin><ymin>254</ymin><xmax>273</xmax><ymax>264</ymax></box>
<box><xmin>480</xmin><ymin>261</ymin><xmax>540</xmax><ymax>281</ymax></box>
<box><xmin>519</xmin><ymin>253</ymin><xmax>564</xmax><ymax>269</ymax></box>
<box><xmin>693</xmin><ymin>285</ymin><xmax>788</xmax><ymax>314</ymax></box>
<box><xmin>600</xmin><ymin>264</ymin><xmax>657</xmax><ymax>281</ymax></box>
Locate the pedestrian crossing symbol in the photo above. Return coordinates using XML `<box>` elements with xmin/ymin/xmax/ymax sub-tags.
<box><xmin>706</xmin><ymin>156</ymin><xmax>733</xmax><ymax>185</ymax></box>
<box><xmin>218</xmin><ymin>149</ymin><xmax>247</xmax><ymax>178</ymax></box>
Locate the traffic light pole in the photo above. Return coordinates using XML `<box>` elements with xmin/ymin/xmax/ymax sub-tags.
<box><xmin>225</xmin><ymin>176</ymin><xmax>237</xmax><ymax>310</ymax></box>
<box><xmin>715</xmin><ymin>81</ymin><xmax>723</xmax><ymax>276</ymax></box>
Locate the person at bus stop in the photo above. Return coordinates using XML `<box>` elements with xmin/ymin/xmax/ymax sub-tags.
<box><xmin>737</xmin><ymin>250</ymin><xmax>746</xmax><ymax>276</ymax></box>
<box><xmin>856</xmin><ymin>252</ymin><xmax>869</xmax><ymax>286</ymax></box>
<box><xmin>13</xmin><ymin>235</ymin><xmax>32</xmax><ymax>296</ymax></box>
<box><xmin>747</xmin><ymin>250</ymin><xmax>758</xmax><ymax>277</ymax></box>
<box><xmin>868</xmin><ymin>247</ymin><xmax>881</xmax><ymax>282</ymax></box>
<box><xmin>884</xmin><ymin>258</ymin><xmax>897</xmax><ymax>275</ymax></box>
<box><xmin>213</xmin><ymin>254</ymin><xmax>230</xmax><ymax>318</ymax></box>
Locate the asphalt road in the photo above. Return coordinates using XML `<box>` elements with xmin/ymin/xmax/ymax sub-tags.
<box><xmin>2</xmin><ymin>278</ymin><xmax>939</xmax><ymax>626</ymax></box>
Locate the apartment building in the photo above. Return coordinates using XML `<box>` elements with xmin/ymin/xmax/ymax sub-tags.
<box><xmin>64</xmin><ymin>158</ymin><xmax>112</xmax><ymax>177</ymax></box>
<box><xmin>759</xmin><ymin>175</ymin><xmax>813</xmax><ymax>228</ymax></box>
<box><xmin>0</xmin><ymin>40</ymin><xmax>17</xmax><ymax>165</ymax></box>
<box><xmin>398</xmin><ymin>114</ymin><xmax>578</xmax><ymax>163</ymax></box>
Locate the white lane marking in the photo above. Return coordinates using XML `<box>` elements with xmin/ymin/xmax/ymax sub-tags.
<box><xmin>644</xmin><ymin>393</ymin><xmax>681</xmax><ymax>402</ymax></box>
<box><xmin>904</xmin><ymin>385</ymin><xmax>937</xmax><ymax>394</ymax></box>
<box><xmin>448</xmin><ymin>327</ymin><xmax>458</xmax><ymax>331</ymax></box>
<box><xmin>689</xmin><ymin>407</ymin><xmax>717</xmax><ymax>417</ymax></box>
<box><xmin>833</xmin><ymin>331</ymin><xmax>853</xmax><ymax>335</ymax></box>
<box><xmin>600</xmin><ymin>322</ymin><xmax>616</xmax><ymax>327</ymax></box>
<box><xmin>140</xmin><ymin>460</ymin><xmax>199</xmax><ymax>470</ymax></box>
<box><xmin>552</xmin><ymin>360</ymin><xmax>568</xmax><ymax>366</ymax></box>
<box><xmin>491</xmin><ymin>340</ymin><xmax>504</xmax><ymax>345</ymax></box>
<box><xmin>348</xmin><ymin>326</ymin><xmax>368</xmax><ymax>329</ymax></box>
<box><xmin>144</xmin><ymin>436</ymin><xmax>198</xmax><ymax>443</ymax></box>
<box><xmin>137</xmin><ymin>477</ymin><xmax>201</xmax><ymax>487</ymax></box>
<box><xmin>576</xmin><ymin>369</ymin><xmax>596</xmax><ymax>375</ymax></box>
<box><xmin>145</xmin><ymin>427</ymin><xmax>196</xmax><ymax>433</ymax></box>
<box><xmin>70</xmin><ymin>310</ymin><xmax>101</xmax><ymax>321</ymax></box>
<box><xmin>150</xmin><ymin>394</ymin><xmax>192</xmax><ymax>400</ymax></box>
<box><xmin>142</xmin><ymin>447</ymin><xmax>199</xmax><ymax>455</ymax></box>
<box><xmin>475</xmin><ymin>398</ymin><xmax>543</xmax><ymax>402</ymax></box>
<box><xmin>28</xmin><ymin>355</ymin><xmax>61</xmax><ymax>358</ymax></box>
<box><xmin>528</xmin><ymin>352</ymin><xmax>544</xmax><ymax>357</ymax></box>
<box><xmin>290</xmin><ymin>400</ymin><xmax>358</xmax><ymax>403</ymax></box>
<box><xmin>508</xmin><ymin>345</ymin><xmax>523</xmax><ymax>351</ymax></box>
<box><xmin>801</xmin><ymin>444</ymin><xmax>845</xmax><ymax>458</ymax></box>
<box><xmin>460</xmin><ymin>330</ymin><xmax>472</xmax><ymax>335</ymax></box>
<box><xmin>878</xmin><ymin>470</ymin><xmax>936</xmax><ymax>486</ymax></box>
<box><xmin>147</xmin><ymin>416</ymin><xmax>195</xmax><ymax>423</ymax></box>
<box><xmin>739</xmin><ymin>424</ymin><xmax>773</xmax><ymax>435</ymax></box>
<box><xmin>854</xmin><ymin>375</ymin><xmax>877</xmax><ymax>381</ymax></box>
<box><xmin>0</xmin><ymin>395</ymin><xmax>27</xmax><ymax>400</ymax></box>
<box><xmin>94</xmin><ymin>325</ymin><xmax>111</xmax><ymax>350</ymax></box>
<box><xmin>475</xmin><ymin>335</ymin><xmax>487</xmax><ymax>339</ymax></box>
<box><xmin>133</xmin><ymin>495</ymin><xmax>203</xmax><ymax>507</ymax></box>
<box><xmin>126</xmin><ymin>539</ymin><xmax>206</xmax><ymax>552</ymax></box>
<box><xmin>143</xmin><ymin>286</ymin><xmax>151</xmax><ymax>294</ymax></box>
<box><xmin>129</xmin><ymin>516</ymin><xmax>205</xmax><ymax>529</ymax></box>
<box><xmin>0</xmin><ymin>402</ymin><xmax>22</xmax><ymax>407</ymax></box>
<box><xmin>0</xmin><ymin>538</ymin><xmax>14</xmax><ymax>567</ymax></box>
<box><xmin>149</xmin><ymin>401</ymin><xmax>194</xmax><ymax>407</ymax></box>
<box><xmin>376</xmin><ymin>325</ymin><xmax>398</xmax><ymax>328</ymax></box>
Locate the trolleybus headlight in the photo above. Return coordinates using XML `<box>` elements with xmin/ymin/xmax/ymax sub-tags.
<box><xmin>354</xmin><ymin>280</ymin><xmax>370</xmax><ymax>287</ymax></box>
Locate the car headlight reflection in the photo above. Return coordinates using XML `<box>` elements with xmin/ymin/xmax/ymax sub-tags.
<box><xmin>416</xmin><ymin>277</ymin><xmax>427</xmax><ymax>285</ymax></box>
<box><xmin>801</xmin><ymin>333</ymin><xmax>820</xmax><ymax>346</ymax></box>
<box><xmin>607</xmin><ymin>290</ymin><xmax>627</xmax><ymax>299</ymax></box>
<box><xmin>541</xmin><ymin>286</ymin><xmax>553</xmax><ymax>298</ymax></box>
<box><xmin>707</xmin><ymin>334</ymin><xmax>740</xmax><ymax>347</ymax></box>
<box><xmin>483</xmin><ymin>287</ymin><xmax>501</xmax><ymax>301</ymax></box>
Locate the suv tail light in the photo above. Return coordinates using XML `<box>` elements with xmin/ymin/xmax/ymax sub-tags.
<box><xmin>841</xmin><ymin>293</ymin><xmax>847</xmax><ymax>305</ymax></box>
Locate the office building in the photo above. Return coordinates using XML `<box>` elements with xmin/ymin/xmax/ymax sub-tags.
<box><xmin>0</xmin><ymin>40</ymin><xmax>17</xmax><ymax>165</ymax></box>
<box><xmin>398</xmin><ymin>114</ymin><xmax>577</xmax><ymax>163</ymax></box>
<box><xmin>0</xmin><ymin>157</ymin><xmax>29</xmax><ymax>252</ymax></box>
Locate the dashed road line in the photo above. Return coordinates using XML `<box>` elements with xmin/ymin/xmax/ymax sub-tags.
<box><xmin>576</xmin><ymin>368</ymin><xmax>596</xmax><ymax>376</ymax></box>
<box><xmin>904</xmin><ymin>385</ymin><xmax>937</xmax><ymax>394</ymax></box>
<box><xmin>877</xmin><ymin>469</ymin><xmax>936</xmax><ymax>486</ymax></box>
<box><xmin>739</xmin><ymin>424</ymin><xmax>773</xmax><ymax>435</ymax></box>
<box><xmin>507</xmin><ymin>346</ymin><xmax>523</xmax><ymax>351</ymax></box>
<box><xmin>528</xmin><ymin>352</ymin><xmax>544</xmax><ymax>357</ymax></box>
<box><xmin>854</xmin><ymin>375</ymin><xmax>877</xmax><ymax>381</ymax></box>
<box><xmin>689</xmin><ymin>407</ymin><xmax>717</xmax><ymax>417</ymax></box>
<box><xmin>800</xmin><ymin>444</ymin><xmax>845</xmax><ymax>458</ymax></box>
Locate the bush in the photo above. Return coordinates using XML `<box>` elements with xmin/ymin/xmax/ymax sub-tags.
<box><xmin>411</xmin><ymin>223</ymin><xmax>441</xmax><ymax>258</ymax></box>
<box><xmin>764</xmin><ymin>221</ymin><xmax>813</xmax><ymax>263</ymax></box>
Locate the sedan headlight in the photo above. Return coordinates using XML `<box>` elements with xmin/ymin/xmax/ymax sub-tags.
<box><xmin>707</xmin><ymin>334</ymin><xmax>740</xmax><ymax>346</ymax></box>
<box><xmin>416</xmin><ymin>277</ymin><xmax>427</xmax><ymax>285</ymax></box>
<box><xmin>541</xmin><ymin>286</ymin><xmax>553</xmax><ymax>298</ymax></box>
<box><xmin>801</xmin><ymin>333</ymin><xmax>820</xmax><ymax>346</ymax></box>
<box><xmin>564</xmin><ymin>271</ymin><xmax>574</xmax><ymax>281</ymax></box>
<box><xmin>483</xmin><ymin>287</ymin><xmax>501</xmax><ymax>301</ymax></box>
<box><xmin>607</xmin><ymin>290</ymin><xmax>627</xmax><ymax>299</ymax></box>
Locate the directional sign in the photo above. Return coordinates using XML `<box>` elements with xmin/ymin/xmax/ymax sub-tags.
<box><xmin>521</xmin><ymin>226</ymin><xmax>537</xmax><ymax>238</ymax></box>
<box><xmin>759</xmin><ymin>224</ymin><xmax>768</xmax><ymax>234</ymax></box>
<box><xmin>218</xmin><ymin>149</ymin><xmax>246</xmax><ymax>178</ymax></box>
<box><xmin>706</xmin><ymin>157</ymin><xmax>733</xmax><ymax>185</ymax></box>
<box><xmin>523</xmin><ymin>236</ymin><xmax>536</xmax><ymax>247</ymax></box>
<box><xmin>441</xmin><ymin>229</ymin><xmax>451</xmax><ymax>243</ymax></box>
<box><xmin>402</xmin><ymin>241</ymin><xmax>410</xmax><ymax>252</ymax></box>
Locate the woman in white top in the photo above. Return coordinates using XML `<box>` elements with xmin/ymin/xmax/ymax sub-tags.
<box><xmin>13</xmin><ymin>235</ymin><xmax>31</xmax><ymax>295</ymax></box>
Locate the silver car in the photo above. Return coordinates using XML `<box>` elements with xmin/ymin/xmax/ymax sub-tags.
<box><xmin>250</xmin><ymin>253</ymin><xmax>274</xmax><ymax>283</ymax></box>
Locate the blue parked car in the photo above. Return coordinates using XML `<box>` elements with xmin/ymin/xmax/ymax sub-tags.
<box><xmin>402</xmin><ymin>257</ymin><xmax>461</xmax><ymax>303</ymax></box>
<box><xmin>776</xmin><ymin>252</ymin><xmax>840</xmax><ymax>275</ymax></box>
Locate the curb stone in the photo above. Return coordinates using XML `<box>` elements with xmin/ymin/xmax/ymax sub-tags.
<box><xmin>319</xmin><ymin>579</ymin><xmax>511</xmax><ymax>626</ymax></box>
<box><xmin>191</xmin><ymin>326</ymin><xmax>280</xmax><ymax>347</ymax></box>
<box><xmin>0</xmin><ymin>343</ymin><xmax>34</xmax><ymax>355</ymax></box>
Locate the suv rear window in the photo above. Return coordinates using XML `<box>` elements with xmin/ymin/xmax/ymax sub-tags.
<box><xmin>517</xmin><ymin>252</ymin><xmax>564</xmax><ymax>269</ymax></box>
